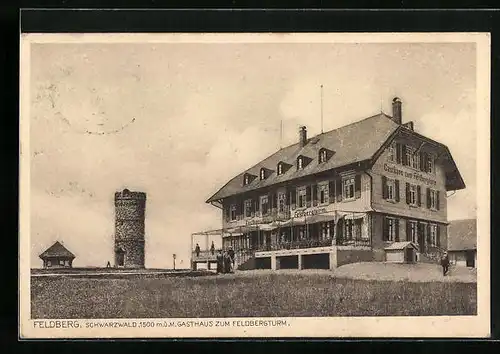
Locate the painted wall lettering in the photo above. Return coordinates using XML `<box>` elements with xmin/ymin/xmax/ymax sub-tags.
<box><xmin>383</xmin><ymin>163</ymin><xmax>437</xmax><ymax>186</ymax></box>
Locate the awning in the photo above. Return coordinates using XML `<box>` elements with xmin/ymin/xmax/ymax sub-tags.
<box><xmin>223</xmin><ymin>232</ymin><xmax>243</xmax><ymax>237</ymax></box>
<box><xmin>305</xmin><ymin>212</ymin><xmax>337</xmax><ymax>224</ymax></box>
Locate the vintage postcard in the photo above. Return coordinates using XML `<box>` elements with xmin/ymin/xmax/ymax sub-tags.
<box><xmin>19</xmin><ymin>32</ymin><xmax>491</xmax><ymax>339</ymax></box>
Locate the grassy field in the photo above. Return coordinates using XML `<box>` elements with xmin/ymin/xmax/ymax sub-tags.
<box><xmin>31</xmin><ymin>272</ymin><xmax>477</xmax><ymax>318</ymax></box>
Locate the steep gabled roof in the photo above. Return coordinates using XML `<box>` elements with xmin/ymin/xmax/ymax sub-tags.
<box><xmin>39</xmin><ymin>241</ymin><xmax>76</xmax><ymax>259</ymax></box>
<box><xmin>206</xmin><ymin>112</ymin><xmax>466</xmax><ymax>203</ymax></box>
<box><xmin>206</xmin><ymin>113</ymin><xmax>398</xmax><ymax>202</ymax></box>
<box><xmin>448</xmin><ymin>219</ymin><xmax>477</xmax><ymax>251</ymax></box>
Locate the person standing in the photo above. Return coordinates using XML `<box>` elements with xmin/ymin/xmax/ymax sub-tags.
<box><xmin>195</xmin><ymin>243</ymin><xmax>201</xmax><ymax>257</ymax></box>
<box><xmin>228</xmin><ymin>247</ymin><xmax>235</xmax><ymax>272</ymax></box>
<box><xmin>441</xmin><ymin>251</ymin><xmax>450</xmax><ymax>276</ymax></box>
<box><xmin>210</xmin><ymin>241</ymin><xmax>215</xmax><ymax>255</ymax></box>
<box><xmin>216</xmin><ymin>250</ymin><xmax>223</xmax><ymax>274</ymax></box>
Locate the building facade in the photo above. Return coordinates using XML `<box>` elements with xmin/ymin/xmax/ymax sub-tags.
<box><xmin>114</xmin><ymin>188</ymin><xmax>146</xmax><ymax>268</ymax></box>
<box><xmin>196</xmin><ymin>98</ymin><xmax>465</xmax><ymax>271</ymax></box>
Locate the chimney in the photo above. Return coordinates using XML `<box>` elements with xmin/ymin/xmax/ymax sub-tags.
<box><xmin>299</xmin><ymin>126</ymin><xmax>307</xmax><ymax>147</ymax></box>
<box><xmin>392</xmin><ymin>97</ymin><xmax>402</xmax><ymax>124</ymax></box>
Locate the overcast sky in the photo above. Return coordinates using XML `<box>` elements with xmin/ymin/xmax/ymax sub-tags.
<box><xmin>28</xmin><ymin>41</ymin><xmax>477</xmax><ymax>268</ymax></box>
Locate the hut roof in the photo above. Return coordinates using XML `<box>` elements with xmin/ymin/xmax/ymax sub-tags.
<box><xmin>39</xmin><ymin>241</ymin><xmax>76</xmax><ymax>259</ymax></box>
<box><xmin>384</xmin><ymin>241</ymin><xmax>418</xmax><ymax>251</ymax></box>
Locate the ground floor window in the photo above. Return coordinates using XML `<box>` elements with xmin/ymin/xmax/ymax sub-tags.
<box><xmin>408</xmin><ymin>220</ymin><xmax>418</xmax><ymax>244</ymax></box>
<box><xmin>429</xmin><ymin>224</ymin><xmax>438</xmax><ymax>246</ymax></box>
<box><xmin>344</xmin><ymin>219</ymin><xmax>353</xmax><ymax>240</ymax></box>
<box><xmin>384</xmin><ymin>217</ymin><xmax>398</xmax><ymax>242</ymax></box>
<box><xmin>320</xmin><ymin>222</ymin><xmax>331</xmax><ymax>239</ymax></box>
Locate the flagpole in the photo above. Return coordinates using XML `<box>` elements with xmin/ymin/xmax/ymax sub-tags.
<box><xmin>320</xmin><ymin>85</ymin><xmax>324</xmax><ymax>134</ymax></box>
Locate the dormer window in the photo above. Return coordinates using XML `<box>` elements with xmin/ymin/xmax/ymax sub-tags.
<box><xmin>276</xmin><ymin>161</ymin><xmax>291</xmax><ymax>176</ymax></box>
<box><xmin>243</xmin><ymin>173</ymin><xmax>256</xmax><ymax>186</ymax></box>
<box><xmin>319</xmin><ymin>149</ymin><xmax>328</xmax><ymax>163</ymax></box>
<box><xmin>260</xmin><ymin>168</ymin><xmax>266</xmax><ymax>180</ymax></box>
<box><xmin>297</xmin><ymin>157</ymin><xmax>303</xmax><ymax>170</ymax></box>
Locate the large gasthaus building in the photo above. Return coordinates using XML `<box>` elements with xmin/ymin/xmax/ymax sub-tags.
<box><xmin>192</xmin><ymin>98</ymin><xmax>465</xmax><ymax>271</ymax></box>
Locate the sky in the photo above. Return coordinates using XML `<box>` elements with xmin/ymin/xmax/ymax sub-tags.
<box><xmin>28</xmin><ymin>40</ymin><xmax>477</xmax><ymax>268</ymax></box>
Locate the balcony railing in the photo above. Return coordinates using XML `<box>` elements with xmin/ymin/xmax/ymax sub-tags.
<box><xmin>192</xmin><ymin>238</ymin><xmax>371</xmax><ymax>260</ymax></box>
<box><xmin>254</xmin><ymin>238</ymin><xmax>371</xmax><ymax>252</ymax></box>
<box><xmin>192</xmin><ymin>250</ymin><xmax>218</xmax><ymax>261</ymax></box>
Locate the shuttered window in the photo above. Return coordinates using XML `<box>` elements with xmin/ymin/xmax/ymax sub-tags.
<box><xmin>384</xmin><ymin>217</ymin><xmax>397</xmax><ymax>242</ymax></box>
<box><xmin>297</xmin><ymin>187</ymin><xmax>307</xmax><ymax>208</ymax></box>
<box><xmin>318</xmin><ymin>182</ymin><xmax>329</xmax><ymax>204</ymax></box>
<box><xmin>244</xmin><ymin>199</ymin><xmax>252</xmax><ymax>218</ymax></box>
<box><xmin>230</xmin><ymin>204</ymin><xmax>237</xmax><ymax>221</ymax></box>
<box><xmin>343</xmin><ymin>177</ymin><xmax>355</xmax><ymax>200</ymax></box>
<box><xmin>278</xmin><ymin>192</ymin><xmax>286</xmax><ymax>213</ymax></box>
<box><xmin>383</xmin><ymin>176</ymin><xmax>398</xmax><ymax>202</ymax></box>
<box><xmin>260</xmin><ymin>196</ymin><xmax>269</xmax><ymax>215</ymax></box>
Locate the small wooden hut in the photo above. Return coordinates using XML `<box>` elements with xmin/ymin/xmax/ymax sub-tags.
<box><xmin>39</xmin><ymin>241</ymin><xmax>75</xmax><ymax>268</ymax></box>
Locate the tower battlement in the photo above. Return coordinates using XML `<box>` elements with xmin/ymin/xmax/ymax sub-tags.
<box><xmin>114</xmin><ymin>188</ymin><xmax>147</xmax><ymax>201</ymax></box>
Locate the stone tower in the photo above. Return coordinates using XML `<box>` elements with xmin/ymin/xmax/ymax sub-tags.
<box><xmin>114</xmin><ymin>188</ymin><xmax>146</xmax><ymax>268</ymax></box>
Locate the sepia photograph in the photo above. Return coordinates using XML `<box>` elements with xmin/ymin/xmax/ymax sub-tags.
<box><xmin>19</xmin><ymin>32</ymin><xmax>490</xmax><ymax>338</ymax></box>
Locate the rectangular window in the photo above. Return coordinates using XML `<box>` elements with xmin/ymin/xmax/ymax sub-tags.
<box><xmin>411</xmin><ymin>151</ymin><xmax>420</xmax><ymax>170</ymax></box>
<box><xmin>230</xmin><ymin>204</ymin><xmax>237</xmax><ymax>221</ymax></box>
<box><xmin>429</xmin><ymin>224</ymin><xmax>438</xmax><ymax>246</ymax></box>
<box><xmin>342</xmin><ymin>177</ymin><xmax>355</xmax><ymax>200</ymax></box>
<box><xmin>318</xmin><ymin>183</ymin><xmax>329</xmax><ymax>204</ymax></box>
<box><xmin>321</xmin><ymin>222</ymin><xmax>331</xmax><ymax>239</ymax></box>
<box><xmin>404</xmin><ymin>145</ymin><xmax>413</xmax><ymax>167</ymax></box>
<box><xmin>244</xmin><ymin>199</ymin><xmax>252</xmax><ymax>218</ymax></box>
<box><xmin>409</xmin><ymin>221</ymin><xmax>418</xmax><ymax>243</ymax></box>
<box><xmin>344</xmin><ymin>219</ymin><xmax>354</xmax><ymax>240</ymax></box>
<box><xmin>260</xmin><ymin>196</ymin><xmax>269</xmax><ymax>216</ymax></box>
<box><xmin>298</xmin><ymin>225</ymin><xmax>306</xmax><ymax>240</ymax></box>
<box><xmin>278</xmin><ymin>192</ymin><xmax>286</xmax><ymax>213</ymax></box>
<box><xmin>319</xmin><ymin>150</ymin><xmax>327</xmax><ymax>163</ymax></box>
<box><xmin>427</xmin><ymin>154</ymin><xmax>435</xmax><ymax>173</ymax></box>
<box><xmin>386</xmin><ymin>217</ymin><xmax>397</xmax><ymax>242</ymax></box>
<box><xmin>387</xmin><ymin>178</ymin><xmax>395</xmax><ymax>201</ymax></box>
<box><xmin>409</xmin><ymin>184</ymin><xmax>417</xmax><ymax>206</ymax></box>
<box><xmin>387</xmin><ymin>143</ymin><xmax>395</xmax><ymax>162</ymax></box>
<box><xmin>429</xmin><ymin>189</ymin><xmax>438</xmax><ymax>209</ymax></box>
<box><xmin>297</xmin><ymin>187</ymin><xmax>307</xmax><ymax>208</ymax></box>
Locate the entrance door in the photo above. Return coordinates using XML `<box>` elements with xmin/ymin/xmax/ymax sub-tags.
<box><xmin>116</xmin><ymin>250</ymin><xmax>125</xmax><ymax>266</ymax></box>
<box><xmin>405</xmin><ymin>247</ymin><xmax>414</xmax><ymax>263</ymax></box>
<box><xmin>466</xmin><ymin>250</ymin><xmax>475</xmax><ymax>267</ymax></box>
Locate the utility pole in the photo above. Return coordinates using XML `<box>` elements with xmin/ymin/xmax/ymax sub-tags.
<box><xmin>173</xmin><ymin>253</ymin><xmax>176</xmax><ymax>270</ymax></box>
